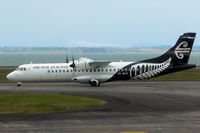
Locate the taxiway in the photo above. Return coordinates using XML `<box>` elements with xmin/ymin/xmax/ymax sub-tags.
<box><xmin>0</xmin><ymin>81</ymin><xmax>200</xmax><ymax>133</ymax></box>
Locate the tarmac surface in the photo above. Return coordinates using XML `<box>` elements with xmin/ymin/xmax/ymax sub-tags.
<box><xmin>0</xmin><ymin>81</ymin><xmax>200</xmax><ymax>133</ymax></box>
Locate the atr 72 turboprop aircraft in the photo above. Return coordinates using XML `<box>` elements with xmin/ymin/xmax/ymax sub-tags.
<box><xmin>7</xmin><ymin>33</ymin><xmax>196</xmax><ymax>86</ymax></box>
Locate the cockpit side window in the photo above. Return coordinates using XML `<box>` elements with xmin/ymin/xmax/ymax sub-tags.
<box><xmin>16</xmin><ymin>67</ymin><xmax>27</xmax><ymax>71</ymax></box>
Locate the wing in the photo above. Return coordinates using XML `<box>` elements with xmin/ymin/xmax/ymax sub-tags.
<box><xmin>88</xmin><ymin>60</ymin><xmax>111</xmax><ymax>68</ymax></box>
<box><xmin>75</xmin><ymin>58</ymin><xmax>111</xmax><ymax>69</ymax></box>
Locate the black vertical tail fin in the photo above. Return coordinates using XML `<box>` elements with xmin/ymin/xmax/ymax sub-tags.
<box><xmin>166</xmin><ymin>32</ymin><xmax>196</xmax><ymax>66</ymax></box>
<box><xmin>108</xmin><ymin>33</ymin><xmax>196</xmax><ymax>81</ymax></box>
<box><xmin>142</xmin><ymin>32</ymin><xmax>196</xmax><ymax>66</ymax></box>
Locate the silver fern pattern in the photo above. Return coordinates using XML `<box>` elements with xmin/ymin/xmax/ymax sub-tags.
<box><xmin>130</xmin><ymin>58</ymin><xmax>172</xmax><ymax>80</ymax></box>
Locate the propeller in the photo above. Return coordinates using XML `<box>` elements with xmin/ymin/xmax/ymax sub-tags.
<box><xmin>66</xmin><ymin>54</ymin><xmax>69</xmax><ymax>63</ymax></box>
<box><xmin>69</xmin><ymin>56</ymin><xmax>76</xmax><ymax>71</ymax></box>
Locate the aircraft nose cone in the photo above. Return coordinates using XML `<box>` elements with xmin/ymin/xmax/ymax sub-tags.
<box><xmin>7</xmin><ymin>72</ymin><xmax>15</xmax><ymax>81</ymax></box>
<box><xmin>7</xmin><ymin>73</ymin><xmax>11</xmax><ymax>80</ymax></box>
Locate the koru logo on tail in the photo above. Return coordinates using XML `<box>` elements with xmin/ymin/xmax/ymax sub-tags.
<box><xmin>175</xmin><ymin>41</ymin><xmax>191</xmax><ymax>59</ymax></box>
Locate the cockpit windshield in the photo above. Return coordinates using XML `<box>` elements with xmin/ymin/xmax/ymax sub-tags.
<box><xmin>16</xmin><ymin>67</ymin><xmax>27</xmax><ymax>71</ymax></box>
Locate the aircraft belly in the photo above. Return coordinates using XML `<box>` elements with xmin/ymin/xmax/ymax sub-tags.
<box><xmin>72</xmin><ymin>74</ymin><xmax>113</xmax><ymax>83</ymax></box>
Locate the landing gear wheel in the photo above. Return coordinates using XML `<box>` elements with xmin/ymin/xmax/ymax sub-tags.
<box><xmin>90</xmin><ymin>80</ymin><xmax>100</xmax><ymax>87</ymax></box>
<box><xmin>97</xmin><ymin>82</ymin><xmax>100</xmax><ymax>87</ymax></box>
<box><xmin>17</xmin><ymin>82</ymin><xmax>22</xmax><ymax>87</ymax></box>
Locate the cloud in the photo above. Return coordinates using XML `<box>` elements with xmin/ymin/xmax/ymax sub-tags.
<box><xmin>68</xmin><ymin>40</ymin><xmax>123</xmax><ymax>47</ymax></box>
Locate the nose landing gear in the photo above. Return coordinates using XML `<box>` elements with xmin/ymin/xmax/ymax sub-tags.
<box><xmin>17</xmin><ymin>82</ymin><xmax>22</xmax><ymax>87</ymax></box>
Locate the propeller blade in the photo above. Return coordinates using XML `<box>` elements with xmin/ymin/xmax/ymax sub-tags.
<box><xmin>72</xmin><ymin>56</ymin><xmax>74</xmax><ymax>63</ymax></box>
<box><xmin>69</xmin><ymin>56</ymin><xmax>76</xmax><ymax>71</ymax></box>
<box><xmin>66</xmin><ymin>54</ymin><xmax>69</xmax><ymax>63</ymax></box>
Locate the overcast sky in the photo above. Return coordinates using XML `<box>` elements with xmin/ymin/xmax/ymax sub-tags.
<box><xmin>0</xmin><ymin>0</ymin><xmax>200</xmax><ymax>47</ymax></box>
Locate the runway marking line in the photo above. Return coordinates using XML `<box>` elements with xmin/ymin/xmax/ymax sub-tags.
<box><xmin>121</xmin><ymin>131</ymin><xmax>147</xmax><ymax>133</ymax></box>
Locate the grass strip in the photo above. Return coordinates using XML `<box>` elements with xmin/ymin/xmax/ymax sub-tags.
<box><xmin>0</xmin><ymin>94</ymin><xmax>106</xmax><ymax>114</ymax></box>
<box><xmin>149</xmin><ymin>69</ymin><xmax>200</xmax><ymax>81</ymax></box>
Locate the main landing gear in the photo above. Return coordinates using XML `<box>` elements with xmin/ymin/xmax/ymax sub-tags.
<box><xmin>90</xmin><ymin>80</ymin><xmax>100</xmax><ymax>87</ymax></box>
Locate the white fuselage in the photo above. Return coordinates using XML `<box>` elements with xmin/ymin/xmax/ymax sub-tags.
<box><xmin>7</xmin><ymin>62</ymin><xmax>132</xmax><ymax>84</ymax></box>
<box><xmin>6</xmin><ymin>33</ymin><xmax>196</xmax><ymax>86</ymax></box>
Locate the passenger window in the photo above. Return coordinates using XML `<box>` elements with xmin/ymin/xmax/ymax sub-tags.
<box><xmin>52</xmin><ymin>70</ymin><xmax>54</xmax><ymax>73</ymax></box>
<box><xmin>113</xmin><ymin>69</ymin><xmax>116</xmax><ymax>71</ymax></box>
<box><xmin>48</xmin><ymin>70</ymin><xmax>50</xmax><ymax>73</ymax></box>
<box><xmin>94</xmin><ymin>69</ymin><xmax>96</xmax><ymax>72</ymax></box>
<box><xmin>63</xmin><ymin>70</ymin><xmax>65</xmax><ymax>72</ymax></box>
<box><xmin>86</xmin><ymin>69</ymin><xmax>88</xmax><ymax>72</ymax></box>
<box><xmin>110</xmin><ymin>69</ymin><xmax>112</xmax><ymax>71</ymax></box>
<box><xmin>90</xmin><ymin>69</ymin><xmax>92</xmax><ymax>72</ymax></box>
<box><xmin>98</xmin><ymin>69</ymin><xmax>100</xmax><ymax>72</ymax></box>
<box><xmin>71</xmin><ymin>70</ymin><xmax>73</xmax><ymax>72</ymax></box>
<box><xmin>82</xmin><ymin>70</ymin><xmax>84</xmax><ymax>72</ymax></box>
<box><xmin>101</xmin><ymin>69</ymin><xmax>104</xmax><ymax>72</ymax></box>
<box><xmin>106</xmin><ymin>69</ymin><xmax>108</xmax><ymax>72</ymax></box>
<box><xmin>59</xmin><ymin>70</ymin><xmax>61</xmax><ymax>73</ymax></box>
<box><xmin>55</xmin><ymin>70</ymin><xmax>58</xmax><ymax>73</ymax></box>
<box><xmin>67</xmin><ymin>70</ymin><xmax>69</xmax><ymax>72</ymax></box>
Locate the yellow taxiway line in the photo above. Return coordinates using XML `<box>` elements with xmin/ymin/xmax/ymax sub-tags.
<box><xmin>121</xmin><ymin>131</ymin><xmax>147</xmax><ymax>133</ymax></box>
